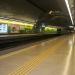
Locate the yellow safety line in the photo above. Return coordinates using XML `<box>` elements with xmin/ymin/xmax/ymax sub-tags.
<box><xmin>9</xmin><ymin>39</ymin><xmax>65</xmax><ymax>75</ymax></box>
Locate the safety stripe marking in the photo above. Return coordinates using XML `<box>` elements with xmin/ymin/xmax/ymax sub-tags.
<box><xmin>9</xmin><ymin>39</ymin><xmax>64</xmax><ymax>75</ymax></box>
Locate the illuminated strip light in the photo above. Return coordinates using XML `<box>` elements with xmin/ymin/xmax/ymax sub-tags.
<box><xmin>0</xmin><ymin>19</ymin><xmax>34</xmax><ymax>26</ymax></box>
<box><xmin>65</xmin><ymin>0</ymin><xmax>74</xmax><ymax>25</ymax></box>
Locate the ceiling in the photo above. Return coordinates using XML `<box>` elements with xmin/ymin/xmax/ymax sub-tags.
<box><xmin>26</xmin><ymin>0</ymin><xmax>69</xmax><ymax>14</ymax></box>
<box><xmin>0</xmin><ymin>0</ymin><xmax>73</xmax><ymax>26</ymax></box>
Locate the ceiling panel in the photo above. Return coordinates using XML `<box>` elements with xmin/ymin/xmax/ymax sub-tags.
<box><xmin>0</xmin><ymin>0</ymin><xmax>72</xmax><ymax>26</ymax></box>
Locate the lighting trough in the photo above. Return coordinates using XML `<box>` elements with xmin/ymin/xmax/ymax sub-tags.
<box><xmin>65</xmin><ymin>0</ymin><xmax>74</xmax><ymax>25</ymax></box>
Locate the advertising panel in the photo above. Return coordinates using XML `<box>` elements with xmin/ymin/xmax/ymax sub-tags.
<box><xmin>10</xmin><ymin>24</ymin><xmax>20</xmax><ymax>33</ymax></box>
<box><xmin>19</xmin><ymin>25</ymin><xmax>25</xmax><ymax>33</ymax></box>
<box><xmin>20</xmin><ymin>25</ymin><xmax>25</xmax><ymax>30</ymax></box>
<box><xmin>0</xmin><ymin>24</ymin><xmax>8</xmax><ymax>33</ymax></box>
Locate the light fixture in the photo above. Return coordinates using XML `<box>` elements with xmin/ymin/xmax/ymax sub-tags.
<box><xmin>0</xmin><ymin>19</ymin><xmax>34</xmax><ymax>26</ymax></box>
<box><xmin>69</xmin><ymin>26</ymin><xmax>74</xmax><ymax>28</ymax></box>
<box><xmin>65</xmin><ymin>0</ymin><xmax>74</xmax><ymax>25</ymax></box>
<box><xmin>49</xmin><ymin>10</ymin><xmax>53</xmax><ymax>14</ymax></box>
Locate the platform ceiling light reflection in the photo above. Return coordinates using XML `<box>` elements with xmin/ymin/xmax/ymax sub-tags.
<box><xmin>65</xmin><ymin>0</ymin><xmax>74</xmax><ymax>25</ymax></box>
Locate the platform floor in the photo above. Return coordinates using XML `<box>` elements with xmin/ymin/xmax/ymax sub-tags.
<box><xmin>0</xmin><ymin>34</ymin><xmax>74</xmax><ymax>75</ymax></box>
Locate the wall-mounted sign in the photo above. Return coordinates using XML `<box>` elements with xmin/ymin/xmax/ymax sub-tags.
<box><xmin>10</xmin><ymin>24</ymin><xmax>20</xmax><ymax>33</ymax></box>
<box><xmin>0</xmin><ymin>24</ymin><xmax>8</xmax><ymax>33</ymax></box>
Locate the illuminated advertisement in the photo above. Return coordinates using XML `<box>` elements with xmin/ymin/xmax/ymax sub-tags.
<box><xmin>10</xmin><ymin>24</ymin><xmax>20</xmax><ymax>33</ymax></box>
<box><xmin>20</xmin><ymin>25</ymin><xmax>25</xmax><ymax>30</ymax></box>
<box><xmin>0</xmin><ymin>24</ymin><xmax>8</xmax><ymax>33</ymax></box>
<box><xmin>19</xmin><ymin>25</ymin><xmax>25</xmax><ymax>33</ymax></box>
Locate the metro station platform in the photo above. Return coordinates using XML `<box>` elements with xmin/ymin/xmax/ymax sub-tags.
<box><xmin>0</xmin><ymin>34</ymin><xmax>74</xmax><ymax>75</ymax></box>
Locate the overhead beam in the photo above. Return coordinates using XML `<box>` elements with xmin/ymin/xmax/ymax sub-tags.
<box><xmin>26</xmin><ymin>0</ymin><xmax>46</xmax><ymax>12</ymax></box>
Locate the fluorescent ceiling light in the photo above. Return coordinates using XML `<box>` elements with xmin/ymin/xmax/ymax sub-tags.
<box><xmin>49</xmin><ymin>11</ymin><xmax>53</xmax><ymax>14</ymax></box>
<box><xmin>69</xmin><ymin>26</ymin><xmax>74</xmax><ymax>28</ymax></box>
<box><xmin>0</xmin><ymin>19</ymin><xmax>34</xmax><ymax>26</ymax></box>
<box><xmin>65</xmin><ymin>0</ymin><xmax>74</xmax><ymax>25</ymax></box>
